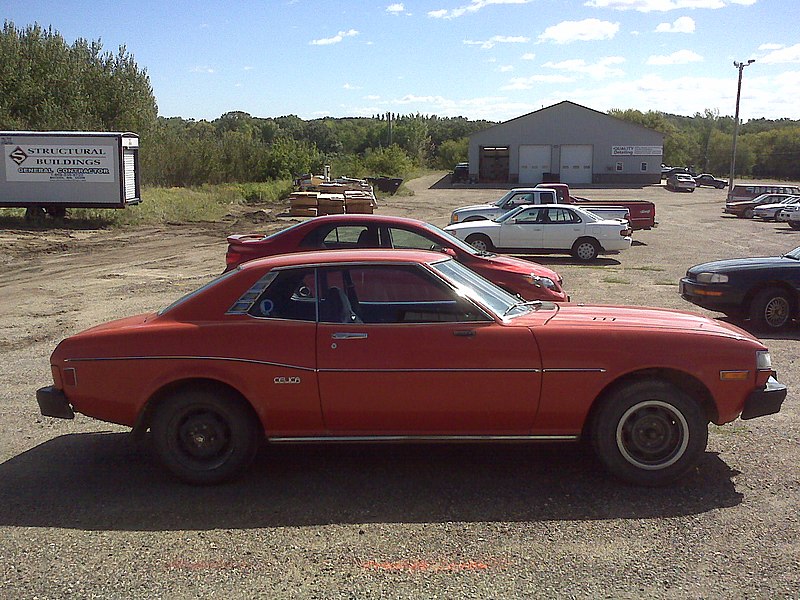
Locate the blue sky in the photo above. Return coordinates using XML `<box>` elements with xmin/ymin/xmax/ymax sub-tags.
<box><xmin>5</xmin><ymin>0</ymin><xmax>800</xmax><ymax>122</ymax></box>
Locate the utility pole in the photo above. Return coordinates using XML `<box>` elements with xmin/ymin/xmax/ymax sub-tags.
<box><xmin>727</xmin><ymin>59</ymin><xmax>755</xmax><ymax>202</ymax></box>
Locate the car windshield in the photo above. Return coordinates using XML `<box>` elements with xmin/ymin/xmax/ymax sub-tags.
<box><xmin>782</xmin><ymin>247</ymin><xmax>800</xmax><ymax>260</ymax></box>
<box><xmin>431</xmin><ymin>258</ymin><xmax>544</xmax><ymax>319</ymax></box>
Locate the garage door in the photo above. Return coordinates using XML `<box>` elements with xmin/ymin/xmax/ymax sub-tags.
<box><xmin>518</xmin><ymin>145</ymin><xmax>551</xmax><ymax>184</ymax></box>
<box><xmin>560</xmin><ymin>145</ymin><xmax>593</xmax><ymax>184</ymax></box>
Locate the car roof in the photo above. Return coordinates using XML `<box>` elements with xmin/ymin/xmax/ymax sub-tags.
<box><xmin>293</xmin><ymin>213</ymin><xmax>428</xmax><ymax>227</ymax></box>
<box><xmin>237</xmin><ymin>248</ymin><xmax>448</xmax><ymax>271</ymax></box>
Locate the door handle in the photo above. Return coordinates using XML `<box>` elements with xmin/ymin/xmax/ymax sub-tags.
<box><xmin>453</xmin><ymin>330</ymin><xmax>476</xmax><ymax>337</ymax></box>
<box><xmin>332</xmin><ymin>332</ymin><xmax>368</xmax><ymax>340</ymax></box>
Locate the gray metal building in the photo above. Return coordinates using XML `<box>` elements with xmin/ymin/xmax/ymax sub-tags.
<box><xmin>468</xmin><ymin>101</ymin><xmax>664</xmax><ymax>185</ymax></box>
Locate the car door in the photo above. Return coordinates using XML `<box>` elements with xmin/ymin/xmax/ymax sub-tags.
<box><xmin>315</xmin><ymin>264</ymin><xmax>542</xmax><ymax>435</ymax></box>
<box><xmin>497</xmin><ymin>206</ymin><xmax>545</xmax><ymax>249</ymax></box>
<box><xmin>540</xmin><ymin>207</ymin><xmax>584</xmax><ymax>250</ymax></box>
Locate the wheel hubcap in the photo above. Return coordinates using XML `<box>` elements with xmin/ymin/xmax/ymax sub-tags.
<box><xmin>177</xmin><ymin>411</ymin><xmax>230</xmax><ymax>461</ymax></box>
<box><xmin>470</xmin><ymin>239</ymin><xmax>487</xmax><ymax>252</ymax></box>
<box><xmin>764</xmin><ymin>297</ymin><xmax>790</xmax><ymax>328</ymax></box>
<box><xmin>577</xmin><ymin>243</ymin><xmax>594</xmax><ymax>260</ymax></box>
<box><xmin>616</xmin><ymin>401</ymin><xmax>689</xmax><ymax>470</ymax></box>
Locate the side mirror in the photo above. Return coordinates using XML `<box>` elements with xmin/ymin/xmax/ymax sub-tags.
<box><xmin>441</xmin><ymin>247</ymin><xmax>457</xmax><ymax>257</ymax></box>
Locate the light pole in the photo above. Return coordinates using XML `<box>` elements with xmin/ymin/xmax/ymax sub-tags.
<box><xmin>727</xmin><ymin>59</ymin><xmax>755</xmax><ymax>202</ymax></box>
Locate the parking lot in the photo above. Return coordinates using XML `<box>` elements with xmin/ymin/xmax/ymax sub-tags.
<box><xmin>0</xmin><ymin>174</ymin><xmax>798</xmax><ymax>598</ymax></box>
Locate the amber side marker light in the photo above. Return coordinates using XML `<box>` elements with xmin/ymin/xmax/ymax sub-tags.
<box><xmin>720</xmin><ymin>370</ymin><xmax>749</xmax><ymax>381</ymax></box>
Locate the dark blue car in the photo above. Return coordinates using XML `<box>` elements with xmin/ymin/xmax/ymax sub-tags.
<box><xmin>680</xmin><ymin>247</ymin><xmax>800</xmax><ymax>331</ymax></box>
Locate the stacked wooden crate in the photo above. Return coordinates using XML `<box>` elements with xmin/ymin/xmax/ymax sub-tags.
<box><xmin>288</xmin><ymin>176</ymin><xmax>376</xmax><ymax>216</ymax></box>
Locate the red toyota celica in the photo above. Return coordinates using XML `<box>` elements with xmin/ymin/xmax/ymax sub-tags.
<box><xmin>37</xmin><ymin>250</ymin><xmax>785</xmax><ymax>486</ymax></box>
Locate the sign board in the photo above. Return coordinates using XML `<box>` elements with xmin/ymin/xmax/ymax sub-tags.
<box><xmin>611</xmin><ymin>146</ymin><xmax>663</xmax><ymax>156</ymax></box>
<box><xmin>4</xmin><ymin>143</ymin><xmax>115</xmax><ymax>182</ymax></box>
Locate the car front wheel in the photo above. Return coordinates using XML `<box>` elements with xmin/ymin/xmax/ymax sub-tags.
<box><xmin>789</xmin><ymin>221</ymin><xmax>800</xmax><ymax>230</ymax></box>
<box><xmin>151</xmin><ymin>387</ymin><xmax>261</xmax><ymax>484</ymax></box>
<box><xmin>591</xmin><ymin>380</ymin><xmax>708</xmax><ymax>486</ymax></box>
<box><xmin>572</xmin><ymin>238</ymin><xmax>600</xmax><ymax>261</ymax></box>
<box><xmin>465</xmin><ymin>234</ymin><xmax>494</xmax><ymax>253</ymax></box>
<box><xmin>749</xmin><ymin>287</ymin><xmax>792</xmax><ymax>331</ymax></box>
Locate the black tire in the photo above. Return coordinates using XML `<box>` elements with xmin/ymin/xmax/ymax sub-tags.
<box><xmin>46</xmin><ymin>206</ymin><xmax>67</xmax><ymax>219</ymax></box>
<box><xmin>748</xmin><ymin>287</ymin><xmax>792</xmax><ymax>331</ymax></box>
<box><xmin>590</xmin><ymin>380</ymin><xmax>708</xmax><ymax>486</ymax></box>
<box><xmin>24</xmin><ymin>206</ymin><xmax>46</xmax><ymax>223</ymax></box>
<box><xmin>465</xmin><ymin>233</ymin><xmax>494</xmax><ymax>253</ymax></box>
<box><xmin>742</xmin><ymin>208</ymin><xmax>754</xmax><ymax>219</ymax></box>
<box><xmin>572</xmin><ymin>238</ymin><xmax>600</xmax><ymax>261</ymax></box>
<box><xmin>789</xmin><ymin>221</ymin><xmax>800</xmax><ymax>230</ymax></box>
<box><xmin>716</xmin><ymin>182</ymin><xmax>725</xmax><ymax>189</ymax></box>
<box><xmin>151</xmin><ymin>387</ymin><xmax>261</xmax><ymax>484</ymax></box>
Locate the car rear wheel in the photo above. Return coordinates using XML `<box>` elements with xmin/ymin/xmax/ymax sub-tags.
<box><xmin>465</xmin><ymin>234</ymin><xmax>494</xmax><ymax>253</ymax></box>
<box><xmin>742</xmin><ymin>208</ymin><xmax>754</xmax><ymax>219</ymax></box>
<box><xmin>749</xmin><ymin>287</ymin><xmax>792</xmax><ymax>331</ymax></box>
<box><xmin>151</xmin><ymin>387</ymin><xmax>261</xmax><ymax>484</ymax></box>
<box><xmin>591</xmin><ymin>380</ymin><xmax>708</xmax><ymax>486</ymax></box>
<box><xmin>789</xmin><ymin>221</ymin><xmax>800</xmax><ymax>230</ymax></box>
<box><xmin>572</xmin><ymin>238</ymin><xmax>600</xmax><ymax>261</ymax></box>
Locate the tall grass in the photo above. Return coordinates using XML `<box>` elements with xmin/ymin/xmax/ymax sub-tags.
<box><xmin>0</xmin><ymin>180</ymin><xmax>294</xmax><ymax>228</ymax></box>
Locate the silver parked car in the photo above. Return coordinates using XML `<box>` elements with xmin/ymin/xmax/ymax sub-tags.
<box><xmin>666</xmin><ymin>173</ymin><xmax>696</xmax><ymax>192</ymax></box>
<box><xmin>753</xmin><ymin>196</ymin><xmax>800</xmax><ymax>220</ymax></box>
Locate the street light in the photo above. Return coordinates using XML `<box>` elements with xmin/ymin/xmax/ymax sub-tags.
<box><xmin>727</xmin><ymin>59</ymin><xmax>755</xmax><ymax>202</ymax></box>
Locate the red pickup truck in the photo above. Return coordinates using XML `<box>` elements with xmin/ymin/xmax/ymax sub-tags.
<box><xmin>538</xmin><ymin>183</ymin><xmax>657</xmax><ymax>231</ymax></box>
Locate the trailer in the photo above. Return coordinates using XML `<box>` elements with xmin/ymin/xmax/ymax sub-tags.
<box><xmin>0</xmin><ymin>131</ymin><xmax>140</xmax><ymax>220</ymax></box>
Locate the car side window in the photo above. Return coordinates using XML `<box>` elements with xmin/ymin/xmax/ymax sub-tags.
<box><xmin>321</xmin><ymin>265</ymin><xmax>490</xmax><ymax>324</ymax></box>
<box><xmin>247</xmin><ymin>268</ymin><xmax>317</xmax><ymax>321</ymax></box>
<box><xmin>388</xmin><ymin>228</ymin><xmax>438</xmax><ymax>250</ymax></box>
<box><xmin>507</xmin><ymin>193</ymin><xmax>533</xmax><ymax>207</ymax></box>
<box><xmin>322</xmin><ymin>225</ymin><xmax>381</xmax><ymax>249</ymax></box>
<box><xmin>546</xmin><ymin>208</ymin><xmax>578</xmax><ymax>223</ymax></box>
<box><xmin>512</xmin><ymin>207</ymin><xmax>542</xmax><ymax>223</ymax></box>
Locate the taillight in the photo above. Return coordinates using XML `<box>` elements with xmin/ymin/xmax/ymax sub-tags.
<box><xmin>225</xmin><ymin>248</ymin><xmax>242</xmax><ymax>268</ymax></box>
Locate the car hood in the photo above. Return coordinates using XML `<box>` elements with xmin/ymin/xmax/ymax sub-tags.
<box><xmin>480</xmin><ymin>253</ymin><xmax>560</xmax><ymax>279</ymax></box>
<box><xmin>533</xmin><ymin>304</ymin><xmax>758</xmax><ymax>341</ymax></box>
<box><xmin>688</xmin><ymin>255</ymin><xmax>796</xmax><ymax>274</ymax></box>
<box><xmin>454</xmin><ymin>203</ymin><xmax>496</xmax><ymax>213</ymax></box>
<box><xmin>446</xmin><ymin>221</ymin><xmax>501</xmax><ymax>233</ymax></box>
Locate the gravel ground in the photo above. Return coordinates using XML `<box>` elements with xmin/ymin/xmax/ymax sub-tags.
<box><xmin>0</xmin><ymin>174</ymin><xmax>798</xmax><ymax>599</ymax></box>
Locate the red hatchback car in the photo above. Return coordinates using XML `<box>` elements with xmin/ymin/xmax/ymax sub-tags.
<box><xmin>225</xmin><ymin>214</ymin><xmax>568</xmax><ymax>302</ymax></box>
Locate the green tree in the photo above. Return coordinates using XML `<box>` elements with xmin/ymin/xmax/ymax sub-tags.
<box><xmin>0</xmin><ymin>21</ymin><xmax>157</xmax><ymax>133</ymax></box>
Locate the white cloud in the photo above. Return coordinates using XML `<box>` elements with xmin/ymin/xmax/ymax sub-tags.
<box><xmin>428</xmin><ymin>0</ymin><xmax>530</xmax><ymax>19</ymax></box>
<box><xmin>542</xmin><ymin>56</ymin><xmax>626</xmax><ymax>78</ymax></box>
<box><xmin>364</xmin><ymin>95</ymin><xmax>381</xmax><ymax>100</ymax></box>
<box><xmin>758</xmin><ymin>43</ymin><xmax>783</xmax><ymax>51</ymax></box>
<box><xmin>646</xmin><ymin>49</ymin><xmax>703</xmax><ymax>64</ymax></box>
<box><xmin>386</xmin><ymin>3</ymin><xmax>405</xmax><ymax>14</ymax></box>
<box><xmin>498</xmin><ymin>65</ymin><xmax>515</xmax><ymax>72</ymax></box>
<box><xmin>190</xmin><ymin>66</ymin><xmax>215</xmax><ymax>74</ymax></box>
<box><xmin>538</xmin><ymin>19</ymin><xmax>620</xmax><ymax>44</ymax></box>
<box><xmin>464</xmin><ymin>35</ymin><xmax>530</xmax><ymax>49</ymax></box>
<box><xmin>759</xmin><ymin>43</ymin><xmax>800</xmax><ymax>64</ymax></box>
<box><xmin>655</xmin><ymin>16</ymin><xmax>696</xmax><ymax>32</ymax></box>
<box><xmin>310</xmin><ymin>29</ymin><xmax>359</xmax><ymax>46</ymax></box>
<box><xmin>521</xmin><ymin>52</ymin><xmax>536</xmax><ymax>60</ymax></box>
<box><xmin>343</xmin><ymin>83</ymin><xmax>362</xmax><ymax>90</ymax></box>
<box><xmin>584</xmin><ymin>0</ymin><xmax>726</xmax><ymax>11</ymax></box>
<box><xmin>501</xmin><ymin>74</ymin><xmax>576</xmax><ymax>90</ymax></box>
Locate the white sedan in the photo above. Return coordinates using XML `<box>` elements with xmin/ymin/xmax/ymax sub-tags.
<box><xmin>444</xmin><ymin>204</ymin><xmax>632</xmax><ymax>261</ymax></box>
<box><xmin>753</xmin><ymin>196</ymin><xmax>800</xmax><ymax>220</ymax></box>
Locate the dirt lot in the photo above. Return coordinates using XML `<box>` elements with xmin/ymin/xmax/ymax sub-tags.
<box><xmin>0</xmin><ymin>174</ymin><xmax>798</xmax><ymax>598</ymax></box>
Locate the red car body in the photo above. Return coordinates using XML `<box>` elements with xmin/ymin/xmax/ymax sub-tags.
<box><xmin>37</xmin><ymin>250</ymin><xmax>785</xmax><ymax>486</ymax></box>
<box><xmin>225</xmin><ymin>214</ymin><xmax>568</xmax><ymax>302</ymax></box>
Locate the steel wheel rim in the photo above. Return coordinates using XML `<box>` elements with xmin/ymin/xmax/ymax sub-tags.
<box><xmin>470</xmin><ymin>238</ymin><xmax>488</xmax><ymax>252</ymax></box>
<box><xmin>616</xmin><ymin>400</ymin><xmax>689</xmax><ymax>470</ymax></box>
<box><xmin>171</xmin><ymin>407</ymin><xmax>233</xmax><ymax>470</ymax></box>
<box><xmin>576</xmin><ymin>243</ymin><xmax>595</xmax><ymax>260</ymax></box>
<box><xmin>764</xmin><ymin>296</ymin><xmax>790</xmax><ymax>328</ymax></box>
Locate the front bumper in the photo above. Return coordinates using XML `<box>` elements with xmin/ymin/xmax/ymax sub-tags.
<box><xmin>36</xmin><ymin>386</ymin><xmax>75</xmax><ymax>419</ymax></box>
<box><xmin>679</xmin><ymin>277</ymin><xmax>743</xmax><ymax>313</ymax></box>
<box><xmin>741</xmin><ymin>376</ymin><xmax>787</xmax><ymax>420</ymax></box>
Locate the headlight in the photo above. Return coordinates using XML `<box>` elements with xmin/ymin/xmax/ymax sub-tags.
<box><xmin>696</xmin><ymin>272</ymin><xmax>728</xmax><ymax>283</ymax></box>
<box><xmin>451</xmin><ymin>213</ymin><xmax>459</xmax><ymax>223</ymax></box>
<box><xmin>756</xmin><ymin>350</ymin><xmax>772</xmax><ymax>370</ymax></box>
<box><xmin>530</xmin><ymin>275</ymin><xmax>556</xmax><ymax>289</ymax></box>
